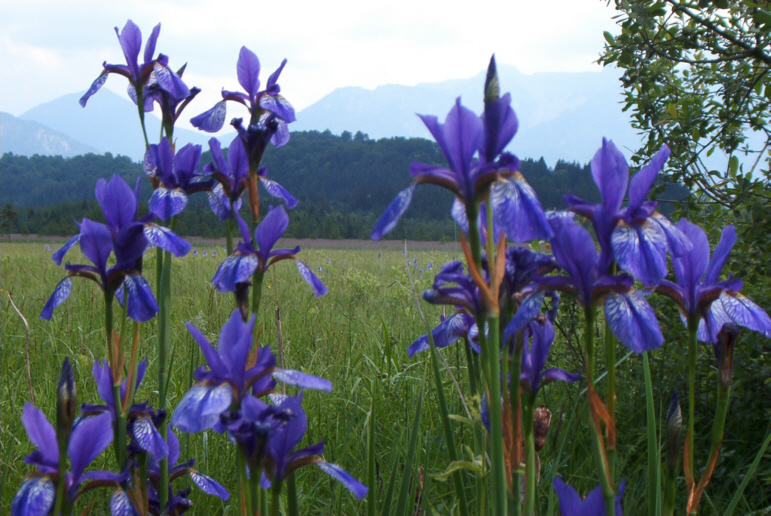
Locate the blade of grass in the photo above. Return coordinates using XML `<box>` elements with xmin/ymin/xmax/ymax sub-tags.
<box><xmin>394</xmin><ymin>391</ymin><xmax>423</xmax><ymax>516</ymax></box>
<box><xmin>724</xmin><ymin>424</ymin><xmax>771</xmax><ymax>516</ymax></box>
<box><xmin>643</xmin><ymin>351</ymin><xmax>661</xmax><ymax>516</ymax></box>
<box><xmin>367</xmin><ymin>379</ymin><xmax>378</xmax><ymax>516</ymax></box>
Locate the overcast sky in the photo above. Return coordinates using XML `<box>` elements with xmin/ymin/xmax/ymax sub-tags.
<box><xmin>1</xmin><ymin>0</ymin><xmax>621</xmax><ymax>131</ymax></box>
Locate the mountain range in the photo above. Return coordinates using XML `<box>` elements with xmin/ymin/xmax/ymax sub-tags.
<box><xmin>3</xmin><ymin>65</ymin><xmax>641</xmax><ymax>164</ymax></box>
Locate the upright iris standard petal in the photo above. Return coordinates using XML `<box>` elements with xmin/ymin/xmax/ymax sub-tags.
<box><xmin>96</xmin><ymin>175</ymin><xmax>138</xmax><ymax>230</ymax></box>
<box><xmin>628</xmin><ymin>145</ymin><xmax>670</xmax><ymax>209</ymax></box>
<box><xmin>68</xmin><ymin>412</ymin><xmax>114</xmax><ymax>481</ymax></box>
<box><xmin>237</xmin><ymin>46</ymin><xmax>261</xmax><ymax>99</ymax></box>
<box><xmin>21</xmin><ymin>404</ymin><xmax>58</xmax><ymax>465</ymax></box>
<box><xmin>592</xmin><ymin>138</ymin><xmax>628</xmax><ymax>215</ymax></box>
<box><xmin>254</xmin><ymin>205</ymin><xmax>289</xmax><ymax>256</ymax></box>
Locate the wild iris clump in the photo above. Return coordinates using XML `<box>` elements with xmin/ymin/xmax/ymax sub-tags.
<box><xmin>10</xmin><ymin>17</ymin><xmax>771</xmax><ymax>516</ymax></box>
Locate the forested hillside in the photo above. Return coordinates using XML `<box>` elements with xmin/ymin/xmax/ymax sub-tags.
<box><xmin>1</xmin><ymin>130</ymin><xmax>688</xmax><ymax>239</ymax></box>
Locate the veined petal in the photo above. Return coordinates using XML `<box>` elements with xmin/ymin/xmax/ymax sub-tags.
<box><xmin>650</xmin><ymin>212</ymin><xmax>693</xmax><ymax>257</ymax></box>
<box><xmin>704</xmin><ymin>225</ymin><xmax>737</xmax><ymax>286</ymax></box>
<box><xmin>40</xmin><ymin>277</ymin><xmax>73</xmax><ymax>320</ymax></box>
<box><xmin>720</xmin><ymin>291</ymin><xmax>771</xmax><ymax>337</ymax></box>
<box><xmin>260</xmin><ymin>176</ymin><xmax>298</xmax><ymax>208</ymax></box>
<box><xmin>21</xmin><ymin>403</ymin><xmax>58</xmax><ymax>464</ymax></box>
<box><xmin>116</xmin><ymin>20</ymin><xmax>141</xmax><ymax>79</ymax></box>
<box><xmin>611</xmin><ymin>219</ymin><xmax>668</xmax><ymax>286</ymax></box>
<box><xmin>190</xmin><ymin>470</ymin><xmax>230</xmax><ymax>500</ymax></box>
<box><xmin>629</xmin><ymin>145</ymin><xmax>669</xmax><ymax>209</ymax></box>
<box><xmin>132</xmin><ymin>414</ymin><xmax>168</xmax><ymax>459</ymax></box>
<box><xmin>316</xmin><ymin>462</ymin><xmax>369</xmax><ymax>500</ymax></box>
<box><xmin>371</xmin><ymin>185</ymin><xmax>415</xmax><ymax>240</ymax></box>
<box><xmin>121</xmin><ymin>274</ymin><xmax>159</xmax><ymax>322</ymax></box>
<box><xmin>407</xmin><ymin>312</ymin><xmax>468</xmax><ymax>357</ymax></box>
<box><xmin>211</xmin><ymin>254</ymin><xmax>259</xmax><ymax>292</ymax></box>
<box><xmin>672</xmin><ymin>219</ymin><xmax>710</xmax><ymax>297</ymax></box>
<box><xmin>605</xmin><ymin>290</ymin><xmax>664</xmax><ymax>353</ymax></box>
<box><xmin>68</xmin><ymin>412</ymin><xmax>113</xmax><ymax>482</ymax></box>
<box><xmin>110</xmin><ymin>488</ymin><xmax>139</xmax><ymax>516</ymax></box>
<box><xmin>490</xmin><ymin>173</ymin><xmax>553</xmax><ymax>243</ymax></box>
<box><xmin>52</xmin><ymin>234</ymin><xmax>81</xmax><ymax>265</ymax></box>
<box><xmin>273</xmin><ymin>370</ymin><xmax>333</xmax><ymax>392</ymax></box>
<box><xmin>255</xmin><ymin>205</ymin><xmax>289</xmax><ymax>256</ymax></box>
<box><xmin>296</xmin><ymin>260</ymin><xmax>329</xmax><ymax>296</ymax></box>
<box><xmin>96</xmin><ymin>175</ymin><xmax>138</xmax><ymax>231</ymax></box>
<box><xmin>172</xmin><ymin>383</ymin><xmax>233</xmax><ymax>433</ymax></box>
<box><xmin>237</xmin><ymin>46</ymin><xmax>260</xmax><ymax>99</ymax></box>
<box><xmin>207</xmin><ymin>185</ymin><xmax>236</xmax><ymax>221</ymax></box>
<box><xmin>149</xmin><ymin>187</ymin><xmax>188</xmax><ymax>221</ymax></box>
<box><xmin>79</xmin><ymin>218</ymin><xmax>113</xmax><ymax>272</ymax></box>
<box><xmin>260</xmin><ymin>94</ymin><xmax>296</xmax><ymax>123</ymax></box>
<box><xmin>505</xmin><ymin>290</ymin><xmax>545</xmax><ymax>340</ymax></box>
<box><xmin>80</xmin><ymin>72</ymin><xmax>109</xmax><ymax>107</ymax></box>
<box><xmin>11</xmin><ymin>477</ymin><xmax>55</xmax><ymax>516</ymax></box>
<box><xmin>143</xmin><ymin>224</ymin><xmax>191</xmax><ymax>257</ymax></box>
<box><xmin>191</xmin><ymin>101</ymin><xmax>227</xmax><ymax>133</ymax></box>
<box><xmin>451</xmin><ymin>197</ymin><xmax>470</xmax><ymax>234</ymax></box>
<box><xmin>591</xmin><ymin>138</ymin><xmax>629</xmax><ymax>215</ymax></box>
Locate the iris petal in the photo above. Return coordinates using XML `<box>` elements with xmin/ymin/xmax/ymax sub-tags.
<box><xmin>52</xmin><ymin>234</ymin><xmax>81</xmax><ymax>265</ymax></box>
<box><xmin>295</xmin><ymin>260</ymin><xmax>328</xmax><ymax>297</ymax></box>
<box><xmin>260</xmin><ymin>176</ymin><xmax>298</xmax><ymax>208</ymax></box>
<box><xmin>40</xmin><ymin>277</ymin><xmax>73</xmax><ymax>320</ymax></box>
<box><xmin>120</xmin><ymin>274</ymin><xmax>159</xmax><ymax>322</ymax></box>
<box><xmin>272</xmin><ymin>370</ymin><xmax>333</xmax><ymax>392</ymax></box>
<box><xmin>110</xmin><ymin>488</ymin><xmax>139</xmax><ymax>516</ymax></box>
<box><xmin>149</xmin><ymin>187</ymin><xmax>188</xmax><ymax>221</ymax></box>
<box><xmin>604</xmin><ymin>290</ymin><xmax>664</xmax><ymax>353</ymax></box>
<box><xmin>611</xmin><ymin>219</ymin><xmax>668</xmax><ymax>286</ymax></box>
<box><xmin>211</xmin><ymin>255</ymin><xmax>259</xmax><ymax>292</ymax></box>
<box><xmin>490</xmin><ymin>173</ymin><xmax>553</xmax><ymax>243</ymax></box>
<box><xmin>719</xmin><ymin>291</ymin><xmax>771</xmax><ymax>337</ymax></box>
<box><xmin>316</xmin><ymin>461</ymin><xmax>369</xmax><ymax>500</ymax></box>
<box><xmin>190</xmin><ymin>469</ymin><xmax>230</xmax><ymax>500</ymax></box>
<box><xmin>132</xmin><ymin>414</ymin><xmax>168</xmax><ymax>459</ymax></box>
<box><xmin>191</xmin><ymin>101</ymin><xmax>227</xmax><ymax>133</ymax></box>
<box><xmin>143</xmin><ymin>224</ymin><xmax>191</xmax><ymax>257</ymax></box>
<box><xmin>172</xmin><ymin>383</ymin><xmax>233</xmax><ymax>433</ymax></box>
<box><xmin>11</xmin><ymin>477</ymin><xmax>55</xmax><ymax>516</ymax></box>
<box><xmin>371</xmin><ymin>185</ymin><xmax>415</xmax><ymax>240</ymax></box>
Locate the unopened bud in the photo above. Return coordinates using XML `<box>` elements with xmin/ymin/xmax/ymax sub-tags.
<box><xmin>715</xmin><ymin>323</ymin><xmax>738</xmax><ymax>389</ymax></box>
<box><xmin>665</xmin><ymin>390</ymin><xmax>682</xmax><ymax>473</ymax></box>
<box><xmin>235</xmin><ymin>282</ymin><xmax>251</xmax><ymax>321</ymax></box>
<box><xmin>57</xmin><ymin>358</ymin><xmax>77</xmax><ymax>445</ymax></box>
<box><xmin>484</xmin><ymin>55</ymin><xmax>500</xmax><ymax>106</ymax></box>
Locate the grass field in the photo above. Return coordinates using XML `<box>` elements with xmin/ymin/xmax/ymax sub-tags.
<box><xmin>1</xmin><ymin>241</ymin><xmax>769</xmax><ymax>515</ymax></box>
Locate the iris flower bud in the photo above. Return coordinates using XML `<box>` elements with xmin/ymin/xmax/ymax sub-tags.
<box><xmin>57</xmin><ymin>358</ymin><xmax>77</xmax><ymax>446</ymax></box>
<box><xmin>665</xmin><ymin>390</ymin><xmax>682</xmax><ymax>474</ymax></box>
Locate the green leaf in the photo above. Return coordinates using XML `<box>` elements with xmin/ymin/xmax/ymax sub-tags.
<box><xmin>432</xmin><ymin>461</ymin><xmax>485</xmax><ymax>482</ymax></box>
<box><xmin>393</xmin><ymin>392</ymin><xmax>423</xmax><ymax>516</ymax></box>
<box><xmin>729</xmin><ymin>156</ymin><xmax>739</xmax><ymax>178</ymax></box>
<box><xmin>604</xmin><ymin>31</ymin><xmax>616</xmax><ymax>46</ymax></box>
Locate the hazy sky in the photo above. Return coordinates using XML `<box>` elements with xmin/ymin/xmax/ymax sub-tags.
<box><xmin>1</xmin><ymin>0</ymin><xmax>621</xmax><ymax>130</ymax></box>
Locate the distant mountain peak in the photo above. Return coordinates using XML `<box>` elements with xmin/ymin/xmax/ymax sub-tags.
<box><xmin>1</xmin><ymin>112</ymin><xmax>98</xmax><ymax>157</ymax></box>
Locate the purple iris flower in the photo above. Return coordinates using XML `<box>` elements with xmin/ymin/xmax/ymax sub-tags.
<box><xmin>408</xmin><ymin>312</ymin><xmax>477</xmax><ymax>357</ymax></box>
<box><xmin>144</xmin><ymin>63</ymin><xmax>200</xmax><ymax>132</ymax></box>
<box><xmin>372</xmin><ymin>76</ymin><xmax>552</xmax><ymax>242</ymax></box>
<box><xmin>211</xmin><ymin>206</ymin><xmax>327</xmax><ymax>297</ymax></box>
<box><xmin>144</xmin><ymin>138</ymin><xmax>211</xmax><ymax>220</ymax></box>
<box><xmin>80</xmin><ymin>21</ymin><xmax>180</xmax><ymax>109</ymax></box>
<box><xmin>172</xmin><ymin>309</ymin><xmax>332</xmax><ymax>434</ymax></box>
<box><xmin>552</xmin><ymin>477</ymin><xmax>626</xmax><ymax>516</ymax></box>
<box><xmin>657</xmin><ymin>220</ymin><xmax>771</xmax><ymax>343</ymax></box>
<box><xmin>565</xmin><ymin>139</ymin><xmax>692</xmax><ymax>286</ymax></box>
<box><xmin>191</xmin><ymin>47</ymin><xmax>295</xmax><ymax>135</ymax></box>
<box><xmin>520</xmin><ymin>319</ymin><xmax>580</xmax><ymax>395</ymax></box>
<box><xmin>41</xmin><ymin>175</ymin><xmax>189</xmax><ymax>322</ymax></box>
<box><xmin>514</xmin><ymin>214</ymin><xmax>664</xmax><ymax>353</ymax></box>
<box><xmin>12</xmin><ymin>404</ymin><xmax>118</xmax><ymax>516</ymax></box>
<box><xmin>80</xmin><ymin>360</ymin><xmax>168</xmax><ymax>460</ymax></box>
<box><xmin>203</xmin><ymin>135</ymin><xmax>297</xmax><ymax>221</ymax></box>
<box><xmin>258</xmin><ymin>393</ymin><xmax>368</xmax><ymax>500</ymax></box>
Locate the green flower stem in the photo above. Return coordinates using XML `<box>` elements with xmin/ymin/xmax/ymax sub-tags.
<box><xmin>486</xmin><ymin>313</ymin><xmax>508</xmax><ymax>516</ymax></box>
<box><xmin>138</xmin><ymin>453</ymin><xmax>149</xmax><ymax>515</ymax></box>
<box><xmin>252</xmin><ymin>269</ymin><xmax>264</xmax><ymax>321</ymax></box>
<box><xmin>236</xmin><ymin>450</ymin><xmax>250</xmax><ymax>516</ymax></box>
<box><xmin>135</xmin><ymin>90</ymin><xmax>150</xmax><ymax>149</ymax></box>
<box><xmin>270</xmin><ymin>483</ymin><xmax>282</xmax><ymax>516</ymax></box>
<box><xmin>104</xmin><ymin>291</ymin><xmax>115</xmax><ymax>374</ymax></box>
<box><xmin>226</xmin><ymin>215</ymin><xmax>234</xmax><ymax>256</ymax></box>
<box><xmin>687</xmin><ymin>317</ymin><xmax>699</xmax><ymax>484</ymax></box>
<box><xmin>287</xmin><ymin>473</ymin><xmax>299</xmax><ymax>516</ymax></box>
<box><xmin>663</xmin><ymin>470</ymin><xmax>677</xmax><ymax>516</ymax></box>
<box><xmin>584</xmin><ymin>307</ymin><xmax>616</xmax><ymax>516</ymax></box>
<box><xmin>112</xmin><ymin>383</ymin><xmax>127</xmax><ymax>469</ymax></box>
<box><xmin>604</xmin><ymin>320</ymin><xmax>617</xmax><ymax>478</ymax></box>
<box><xmin>509</xmin><ymin>333</ymin><xmax>524</xmax><ymax>516</ymax></box>
<box><xmin>522</xmin><ymin>390</ymin><xmax>537</xmax><ymax>516</ymax></box>
<box><xmin>249</xmin><ymin>464</ymin><xmax>263</xmax><ymax>516</ymax></box>
<box><xmin>643</xmin><ymin>351</ymin><xmax>660</xmax><ymax>516</ymax></box>
<box><xmin>123</xmin><ymin>322</ymin><xmax>142</xmax><ymax>413</ymax></box>
<box><xmin>53</xmin><ymin>442</ymin><xmax>69</xmax><ymax>516</ymax></box>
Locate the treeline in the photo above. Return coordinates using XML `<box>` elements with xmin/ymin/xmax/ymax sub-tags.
<box><xmin>1</xmin><ymin>130</ymin><xmax>688</xmax><ymax>239</ymax></box>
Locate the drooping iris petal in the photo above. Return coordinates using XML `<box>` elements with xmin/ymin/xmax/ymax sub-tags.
<box><xmin>604</xmin><ymin>290</ymin><xmax>664</xmax><ymax>353</ymax></box>
<box><xmin>260</xmin><ymin>176</ymin><xmax>298</xmax><ymax>208</ymax></box>
<box><xmin>189</xmin><ymin>470</ymin><xmax>230</xmax><ymax>500</ymax></box>
<box><xmin>505</xmin><ymin>291</ymin><xmax>546</xmax><ymax>339</ymax></box>
<box><xmin>211</xmin><ymin>254</ymin><xmax>260</xmax><ymax>292</ymax></box>
<box><xmin>119</xmin><ymin>274</ymin><xmax>159</xmax><ymax>322</ymax></box>
<box><xmin>611</xmin><ymin>218</ymin><xmax>669</xmax><ymax>286</ymax></box>
<box><xmin>719</xmin><ymin>291</ymin><xmax>771</xmax><ymax>337</ymax></box>
<box><xmin>172</xmin><ymin>383</ymin><xmax>233</xmax><ymax>433</ymax></box>
<box><xmin>191</xmin><ymin>101</ymin><xmax>226</xmax><ymax>132</ymax></box>
<box><xmin>80</xmin><ymin>72</ymin><xmax>108</xmax><ymax>107</ymax></box>
<box><xmin>371</xmin><ymin>185</ymin><xmax>415</xmax><ymax>240</ymax></box>
<box><xmin>143</xmin><ymin>224</ymin><xmax>191</xmax><ymax>257</ymax></box>
<box><xmin>272</xmin><ymin>370</ymin><xmax>333</xmax><ymax>392</ymax></box>
<box><xmin>52</xmin><ymin>234</ymin><xmax>81</xmax><ymax>265</ymax></box>
<box><xmin>149</xmin><ymin>187</ymin><xmax>189</xmax><ymax>221</ymax></box>
<box><xmin>208</xmin><ymin>185</ymin><xmax>236</xmax><ymax>221</ymax></box>
<box><xmin>40</xmin><ymin>277</ymin><xmax>73</xmax><ymax>320</ymax></box>
<box><xmin>110</xmin><ymin>488</ymin><xmax>139</xmax><ymax>516</ymax></box>
<box><xmin>408</xmin><ymin>312</ymin><xmax>468</xmax><ymax>357</ymax></box>
<box><xmin>316</xmin><ymin>461</ymin><xmax>369</xmax><ymax>500</ymax></box>
<box><xmin>11</xmin><ymin>477</ymin><xmax>55</xmax><ymax>516</ymax></box>
<box><xmin>490</xmin><ymin>173</ymin><xmax>553</xmax><ymax>243</ymax></box>
<box><xmin>295</xmin><ymin>260</ymin><xmax>328</xmax><ymax>297</ymax></box>
<box><xmin>133</xmin><ymin>414</ymin><xmax>169</xmax><ymax>459</ymax></box>
<box><xmin>68</xmin><ymin>412</ymin><xmax>113</xmax><ymax>481</ymax></box>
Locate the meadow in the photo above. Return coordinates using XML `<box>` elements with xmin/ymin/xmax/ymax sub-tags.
<box><xmin>3</xmin><ymin>239</ymin><xmax>769</xmax><ymax>515</ymax></box>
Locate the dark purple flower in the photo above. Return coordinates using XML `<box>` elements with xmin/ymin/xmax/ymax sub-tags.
<box><xmin>657</xmin><ymin>220</ymin><xmax>771</xmax><ymax>343</ymax></box>
<box><xmin>80</xmin><ymin>21</ymin><xmax>180</xmax><ymax>109</ymax></box>
<box><xmin>144</xmin><ymin>138</ymin><xmax>211</xmax><ymax>220</ymax></box>
<box><xmin>41</xmin><ymin>175</ymin><xmax>189</xmax><ymax>322</ymax></box>
<box><xmin>172</xmin><ymin>309</ymin><xmax>332</xmax><ymax>434</ymax></box>
<box><xmin>211</xmin><ymin>206</ymin><xmax>327</xmax><ymax>297</ymax></box>
<box><xmin>518</xmin><ymin>214</ymin><xmax>664</xmax><ymax>353</ymax></box>
<box><xmin>565</xmin><ymin>139</ymin><xmax>691</xmax><ymax>286</ymax></box>
<box><xmin>372</xmin><ymin>61</ymin><xmax>552</xmax><ymax>242</ymax></box>
<box><xmin>408</xmin><ymin>312</ymin><xmax>477</xmax><ymax>357</ymax></box>
<box><xmin>191</xmin><ymin>47</ymin><xmax>295</xmax><ymax>135</ymax></box>
<box><xmin>520</xmin><ymin>319</ymin><xmax>580</xmax><ymax>394</ymax></box>
<box><xmin>12</xmin><ymin>404</ymin><xmax>118</xmax><ymax>516</ymax></box>
<box><xmin>143</xmin><ymin>63</ymin><xmax>200</xmax><ymax>131</ymax></box>
<box><xmin>80</xmin><ymin>360</ymin><xmax>168</xmax><ymax>460</ymax></box>
<box><xmin>259</xmin><ymin>393</ymin><xmax>368</xmax><ymax>500</ymax></box>
<box><xmin>552</xmin><ymin>477</ymin><xmax>626</xmax><ymax>516</ymax></box>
